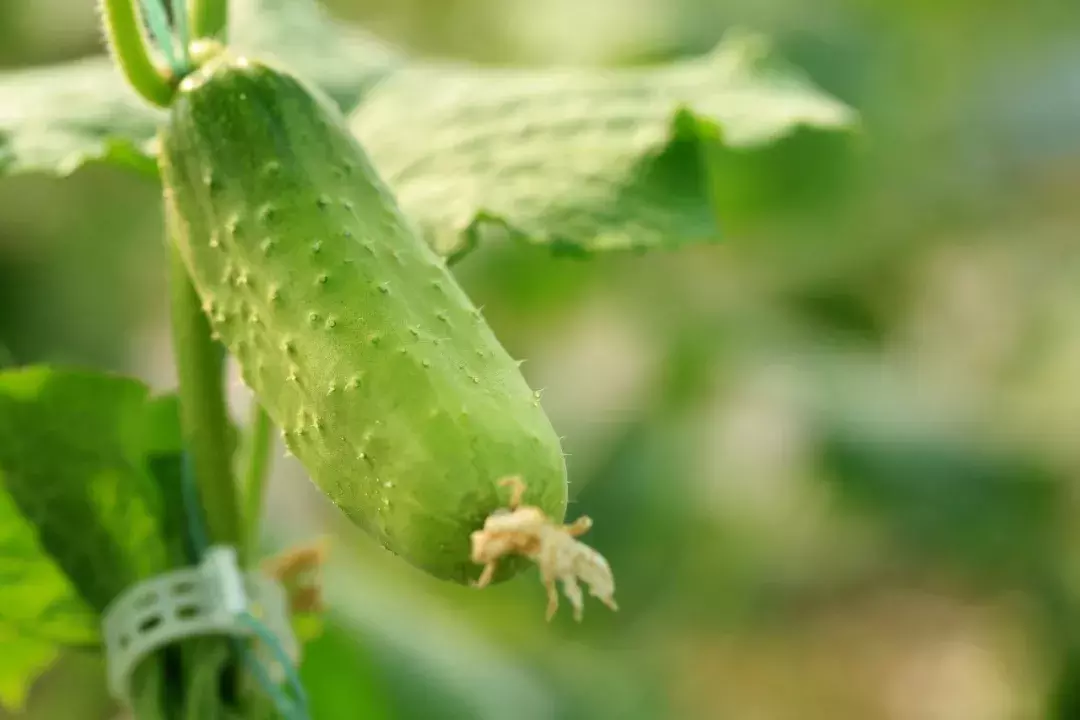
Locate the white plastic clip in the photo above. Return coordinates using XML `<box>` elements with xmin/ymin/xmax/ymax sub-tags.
<box><xmin>101</xmin><ymin>546</ymin><xmax>298</xmax><ymax>703</ymax></box>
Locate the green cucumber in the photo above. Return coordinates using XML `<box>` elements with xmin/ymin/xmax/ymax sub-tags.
<box><xmin>159</xmin><ymin>54</ymin><xmax>567</xmax><ymax>583</ymax></box>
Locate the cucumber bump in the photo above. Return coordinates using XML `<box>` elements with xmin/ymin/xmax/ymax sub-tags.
<box><xmin>159</xmin><ymin>54</ymin><xmax>568</xmax><ymax>583</ymax></box>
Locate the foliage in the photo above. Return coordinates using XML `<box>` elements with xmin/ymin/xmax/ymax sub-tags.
<box><xmin>4</xmin><ymin>0</ymin><xmax>1006</xmax><ymax>717</ymax></box>
<box><xmin>0</xmin><ymin>368</ymin><xmax>175</xmax><ymax>709</ymax></box>
<box><xmin>0</xmin><ymin>0</ymin><xmax>852</xmax><ymax>261</ymax></box>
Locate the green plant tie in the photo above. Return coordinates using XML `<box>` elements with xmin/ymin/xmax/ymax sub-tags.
<box><xmin>180</xmin><ymin>452</ymin><xmax>310</xmax><ymax>720</ymax></box>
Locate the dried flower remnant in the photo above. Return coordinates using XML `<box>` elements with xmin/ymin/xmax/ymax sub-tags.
<box><xmin>261</xmin><ymin>537</ymin><xmax>329</xmax><ymax>614</ymax></box>
<box><xmin>470</xmin><ymin>476</ymin><xmax>617</xmax><ymax>622</ymax></box>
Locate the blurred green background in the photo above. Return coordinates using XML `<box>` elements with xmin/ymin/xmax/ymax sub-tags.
<box><xmin>4</xmin><ymin>0</ymin><xmax>1080</xmax><ymax>718</ymax></box>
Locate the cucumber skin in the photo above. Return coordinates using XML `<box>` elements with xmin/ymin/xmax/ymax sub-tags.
<box><xmin>159</xmin><ymin>55</ymin><xmax>567</xmax><ymax>583</ymax></box>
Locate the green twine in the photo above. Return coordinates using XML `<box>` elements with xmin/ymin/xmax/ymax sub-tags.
<box><xmin>138</xmin><ymin>0</ymin><xmax>180</xmax><ymax>73</ymax></box>
<box><xmin>171</xmin><ymin>0</ymin><xmax>192</xmax><ymax>71</ymax></box>
<box><xmin>135</xmin><ymin>0</ymin><xmax>195</xmax><ymax>76</ymax></box>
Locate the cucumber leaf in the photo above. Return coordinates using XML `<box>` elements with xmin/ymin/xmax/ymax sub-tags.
<box><xmin>0</xmin><ymin>0</ymin><xmax>855</xmax><ymax>258</ymax></box>
<box><xmin>228</xmin><ymin>0</ymin><xmax>403</xmax><ymax>111</ymax></box>
<box><xmin>350</xmin><ymin>30</ymin><xmax>856</xmax><ymax>260</ymax></box>
<box><xmin>0</xmin><ymin>56</ymin><xmax>161</xmax><ymax>177</ymax></box>
<box><xmin>0</xmin><ymin>0</ymin><xmax>401</xmax><ymax>179</ymax></box>
<box><xmin>0</xmin><ymin>367</ymin><xmax>186</xmax><ymax>709</ymax></box>
<box><xmin>0</xmin><ymin>367</ymin><xmax>172</xmax><ymax>612</ymax></box>
<box><xmin>0</xmin><ymin>487</ymin><xmax>99</xmax><ymax>710</ymax></box>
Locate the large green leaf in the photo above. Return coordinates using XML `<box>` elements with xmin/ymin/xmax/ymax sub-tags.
<box><xmin>319</xmin><ymin>564</ymin><xmax>552</xmax><ymax>720</ymax></box>
<box><xmin>0</xmin><ymin>56</ymin><xmax>161</xmax><ymax>177</ymax></box>
<box><xmin>0</xmin><ymin>367</ymin><xmax>183</xmax><ymax>709</ymax></box>
<box><xmin>350</xmin><ymin>30</ymin><xmax>856</xmax><ymax>259</ymax></box>
<box><xmin>0</xmin><ymin>487</ymin><xmax>99</xmax><ymax>710</ymax></box>
<box><xmin>228</xmin><ymin>0</ymin><xmax>403</xmax><ymax>110</ymax></box>
<box><xmin>0</xmin><ymin>367</ymin><xmax>171</xmax><ymax>612</ymax></box>
<box><xmin>0</xmin><ymin>0</ymin><xmax>854</xmax><ymax>256</ymax></box>
<box><xmin>0</xmin><ymin>0</ymin><xmax>401</xmax><ymax>178</ymax></box>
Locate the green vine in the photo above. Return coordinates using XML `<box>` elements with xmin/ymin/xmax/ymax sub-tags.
<box><xmin>99</xmin><ymin>0</ymin><xmax>176</xmax><ymax>108</ymax></box>
<box><xmin>190</xmin><ymin>0</ymin><xmax>229</xmax><ymax>42</ymax></box>
<box><xmin>168</xmin><ymin>240</ymin><xmax>242</xmax><ymax>553</ymax></box>
<box><xmin>241</xmin><ymin>401</ymin><xmax>273</xmax><ymax>558</ymax></box>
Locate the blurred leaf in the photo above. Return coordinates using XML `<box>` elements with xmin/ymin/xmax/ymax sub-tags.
<box><xmin>315</xmin><ymin>549</ymin><xmax>672</xmax><ymax>719</ymax></box>
<box><xmin>814</xmin><ymin>373</ymin><xmax>1063</xmax><ymax>583</ymax></box>
<box><xmin>0</xmin><ymin>486</ymin><xmax>99</xmax><ymax>711</ymax></box>
<box><xmin>351</xmin><ymin>29</ymin><xmax>856</xmax><ymax>260</ymax></box>
<box><xmin>566</xmin><ymin>335</ymin><xmax>712</xmax><ymax>622</ymax></box>
<box><xmin>0</xmin><ymin>0</ymin><xmax>402</xmax><ymax>179</ymax></box>
<box><xmin>142</xmin><ymin>395</ymin><xmax>185</xmax><ymax>457</ymax></box>
<box><xmin>1</xmin><ymin>14</ymin><xmax>854</xmax><ymax>266</ymax></box>
<box><xmin>0</xmin><ymin>366</ymin><xmax>171</xmax><ymax>611</ymax></box>
<box><xmin>291</xmin><ymin>613</ymin><xmax>324</xmax><ymax>643</ymax></box>
<box><xmin>1047</xmin><ymin>637</ymin><xmax>1080</xmax><ymax>720</ymax></box>
<box><xmin>0</xmin><ymin>57</ymin><xmax>161</xmax><ymax>178</ymax></box>
<box><xmin>570</xmin><ymin>419</ymin><xmax>696</xmax><ymax>621</ymax></box>
<box><xmin>228</xmin><ymin>0</ymin><xmax>403</xmax><ymax>111</ymax></box>
<box><xmin>299</xmin><ymin>618</ymin><xmax>391</xmax><ymax>719</ymax></box>
<box><xmin>0</xmin><ymin>625</ymin><xmax>61</xmax><ymax>712</ymax></box>
<box><xmin>323</xmin><ymin>562</ymin><xmax>556</xmax><ymax>719</ymax></box>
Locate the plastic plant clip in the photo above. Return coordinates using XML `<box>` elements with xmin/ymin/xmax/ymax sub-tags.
<box><xmin>101</xmin><ymin>545</ymin><xmax>298</xmax><ymax>703</ymax></box>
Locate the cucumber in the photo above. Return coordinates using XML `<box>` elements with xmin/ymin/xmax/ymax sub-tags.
<box><xmin>159</xmin><ymin>54</ymin><xmax>568</xmax><ymax>583</ymax></box>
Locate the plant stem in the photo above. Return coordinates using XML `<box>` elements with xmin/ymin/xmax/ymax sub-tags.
<box><xmin>169</xmin><ymin>241</ymin><xmax>241</xmax><ymax>550</ymax></box>
<box><xmin>129</xmin><ymin>657</ymin><xmax>170</xmax><ymax>720</ymax></box>
<box><xmin>190</xmin><ymin>0</ymin><xmax>229</xmax><ymax>41</ymax></box>
<box><xmin>241</xmin><ymin>400</ymin><xmax>273</xmax><ymax>558</ymax></box>
<box><xmin>100</xmin><ymin>0</ymin><xmax>176</xmax><ymax>108</ymax></box>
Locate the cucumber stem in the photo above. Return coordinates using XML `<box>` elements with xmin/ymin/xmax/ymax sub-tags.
<box><xmin>190</xmin><ymin>0</ymin><xmax>229</xmax><ymax>41</ymax></box>
<box><xmin>241</xmin><ymin>400</ymin><xmax>273</xmax><ymax>558</ymax></box>
<box><xmin>100</xmin><ymin>0</ymin><xmax>176</xmax><ymax>108</ymax></box>
<box><xmin>169</xmin><ymin>240</ymin><xmax>242</xmax><ymax>552</ymax></box>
